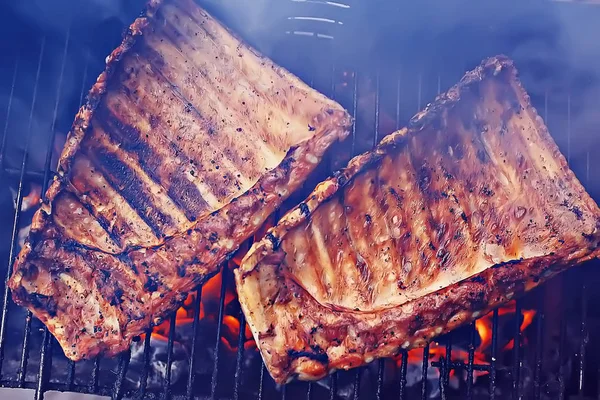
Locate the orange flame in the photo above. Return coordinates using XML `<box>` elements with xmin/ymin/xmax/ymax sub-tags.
<box><xmin>21</xmin><ymin>184</ymin><xmax>42</xmax><ymax>212</ymax></box>
<box><xmin>400</xmin><ymin>300</ymin><xmax>537</xmax><ymax>381</ymax></box>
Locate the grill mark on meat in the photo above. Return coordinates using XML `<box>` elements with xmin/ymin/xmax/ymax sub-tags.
<box><xmin>166</xmin><ymin>173</ymin><xmax>207</xmax><ymax>220</ymax></box>
<box><xmin>142</xmin><ymin>34</ymin><xmax>273</xmax><ymax>182</ymax></box>
<box><xmin>130</xmin><ymin>47</ymin><xmax>248</xmax><ymax>202</ymax></box>
<box><xmin>138</xmin><ymin>35</ymin><xmax>254</xmax><ymax>177</ymax></box>
<box><xmin>109</xmin><ymin>72</ymin><xmax>224</xmax><ymax>211</ymax></box>
<box><xmin>95</xmin><ymin>102</ymin><xmax>208</xmax><ymax>222</ymax></box>
<box><xmin>155</xmin><ymin>5</ymin><xmax>293</xmax><ymax>158</ymax></box>
<box><xmin>83</xmin><ymin>144</ymin><xmax>170</xmax><ymax>238</ymax></box>
<box><xmin>68</xmin><ymin>154</ymin><xmax>158</xmax><ymax>247</ymax></box>
<box><xmin>56</xmin><ymin>190</ymin><xmax>124</xmax><ymax>249</ymax></box>
<box><xmin>94</xmin><ymin>105</ymin><xmax>164</xmax><ymax>186</ymax></box>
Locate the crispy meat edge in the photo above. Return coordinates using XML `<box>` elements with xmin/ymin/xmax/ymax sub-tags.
<box><xmin>235</xmin><ymin>55</ymin><xmax>600</xmax><ymax>383</ymax></box>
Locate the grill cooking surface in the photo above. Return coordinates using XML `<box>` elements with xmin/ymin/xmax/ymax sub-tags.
<box><xmin>1</xmin><ymin>0</ymin><xmax>600</xmax><ymax>399</ymax></box>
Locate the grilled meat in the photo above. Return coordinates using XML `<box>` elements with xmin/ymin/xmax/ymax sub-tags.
<box><xmin>9</xmin><ymin>0</ymin><xmax>351</xmax><ymax>361</ymax></box>
<box><xmin>235</xmin><ymin>56</ymin><xmax>600</xmax><ymax>383</ymax></box>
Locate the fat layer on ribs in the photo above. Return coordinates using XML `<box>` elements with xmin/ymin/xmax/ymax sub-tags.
<box><xmin>236</xmin><ymin>56</ymin><xmax>600</xmax><ymax>384</ymax></box>
<box><xmin>9</xmin><ymin>0</ymin><xmax>351</xmax><ymax>361</ymax></box>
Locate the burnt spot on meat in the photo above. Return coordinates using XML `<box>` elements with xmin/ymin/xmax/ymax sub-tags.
<box><xmin>266</xmin><ymin>233</ymin><xmax>280</xmax><ymax>250</ymax></box>
<box><xmin>166</xmin><ymin>172</ymin><xmax>207</xmax><ymax>220</ymax></box>
<box><xmin>287</xmin><ymin>349</ymin><xmax>329</xmax><ymax>364</ymax></box>
<box><xmin>417</xmin><ymin>165</ymin><xmax>431</xmax><ymax>192</ymax></box>
<box><xmin>86</xmin><ymin>146</ymin><xmax>171</xmax><ymax>238</ymax></box>
<box><xmin>299</xmin><ymin>202</ymin><xmax>310</xmax><ymax>217</ymax></box>
<box><xmin>481</xmin><ymin>185</ymin><xmax>494</xmax><ymax>197</ymax></box>
<box><xmin>469</xmin><ymin>275</ymin><xmax>486</xmax><ymax>284</ymax></box>
<box><xmin>460</xmin><ymin>212</ymin><xmax>468</xmax><ymax>223</ymax></box>
<box><xmin>100</xmin><ymin>270</ymin><xmax>111</xmax><ymax>282</ymax></box>
<box><xmin>492</xmin><ymin>258</ymin><xmax>523</xmax><ymax>269</ymax></box>
<box><xmin>28</xmin><ymin>292</ymin><xmax>58</xmax><ymax>317</ymax></box>
<box><xmin>409</xmin><ymin>314</ymin><xmax>425</xmax><ymax>333</ymax></box>
<box><xmin>389</xmin><ymin>187</ymin><xmax>404</xmax><ymax>207</ymax></box>
<box><xmin>117</xmin><ymin>253</ymin><xmax>138</xmax><ymax>274</ymax></box>
<box><xmin>110</xmin><ymin>287</ymin><xmax>125</xmax><ymax>306</ymax></box>
<box><xmin>144</xmin><ymin>276</ymin><xmax>159</xmax><ymax>292</ymax></box>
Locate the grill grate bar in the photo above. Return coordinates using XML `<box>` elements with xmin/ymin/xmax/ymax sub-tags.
<box><xmin>329</xmin><ymin>372</ymin><xmax>337</xmax><ymax>400</ymax></box>
<box><xmin>578</xmin><ymin>284</ymin><xmax>588</xmax><ymax>395</ymax></box>
<box><xmin>66</xmin><ymin>361</ymin><xmax>75</xmax><ymax>391</ymax></box>
<box><xmin>210</xmin><ymin>267</ymin><xmax>229</xmax><ymax>400</ymax></box>
<box><xmin>534</xmin><ymin>292</ymin><xmax>544</xmax><ymax>400</ymax></box>
<box><xmin>439</xmin><ymin>355</ymin><xmax>447</xmax><ymax>400</ymax></box>
<box><xmin>0</xmin><ymin>52</ymin><xmax>20</xmax><ymax>378</ymax></box>
<box><xmin>187</xmin><ymin>287</ymin><xmax>203</xmax><ymax>400</ymax></box>
<box><xmin>398</xmin><ymin>350</ymin><xmax>407</xmax><ymax>400</ymax></box>
<box><xmin>306</xmin><ymin>381</ymin><xmax>313</xmax><ymax>400</ymax></box>
<box><xmin>162</xmin><ymin>314</ymin><xmax>177</xmax><ymax>400</ymax></box>
<box><xmin>512</xmin><ymin>301</ymin><xmax>522</xmax><ymax>400</ymax></box>
<box><xmin>466</xmin><ymin>322</ymin><xmax>477</xmax><ymax>399</ymax></box>
<box><xmin>112</xmin><ymin>349</ymin><xmax>131</xmax><ymax>400</ymax></box>
<box><xmin>444</xmin><ymin>335</ymin><xmax>452</xmax><ymax>388</ymax></box>
<box><xmin>376</xmin><ymin>359</ymin><xmax>385</xmax><ymax>400</ymax></box>
<box><xmin>89</xmin><ymin>357</ymin><xmax>100</xmax><ymax>393</ymax></box>
<box><xmin>352</xmin><ymin>368</ymin><xmax>361</xmax><ymax>400</ymax></box>
<box><xmin>138</xmin><ymin>329</ymin><xmax>154</xmax><ymax>398</ymax></box>
<box><xmin>0</xmin><ymin>55</ymin><xmax>19</xmax><ymax>171</ymax></box>
<box><xmin>233</xmin><ymin>310</ymin><xmax>246</xmax><ymax>400</ymax></box>
<box><xmin>350</xmin><ymin>70</ymin><xmax>358</xmax><ymax>155</ymax></box>
<box><xmin>12</xmin><ymin>37</ymin><xmax>47</xmax><ymax>388</ymax></box>
<box><xmin>489</xmin><ymin>309</ymin><xmax>499</xmax><ymax>400</ymax></box>
<box><xmin>257</xmin><ymin>364</ymin><xmax>266</xmax><ymax>400</ymax></box>
<box><xmin>421</xmin><ymin>343</ymin><xmax>430</xmax><ymax>400</ymax></box>
<box><xmin>34</xmin><ymin>329</ymin><xmax>52</xmax><ymax>400</ymax></box>
<box><xmin>34</xmin><ymin>23</ymin><xmax>71</xmax><ymax>400</ymax></box>
<box><xmin>18</xmin><ymin>312</ymin><xmax>33</xmax><ymax>387</ymax></box>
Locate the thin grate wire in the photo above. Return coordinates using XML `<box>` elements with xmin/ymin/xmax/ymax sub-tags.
<box><xmin>34</xmin><ymin>21</ymin><xmax>72</xmax><ymax>400</ymax></box>
<box><xmin>0</xmin><ymin>56</ymin><xmax>20</xmax><ymax>172</ymax></box>
<box><xmin>113</xmin><ymin>349</ymin><xmax>131</xmax><ymax>400</ymax></box>
<box><xmin>137</xmin><ymin>328</ymin><xmax>153</xmax><ymax>398</ymax></box>
<box><xmin>421</xmin><ymin>343</ymin><xmax>430</xmax><ymax>400</ymax></box>
<box><xmin>210</xmin><ymin>266</ymin><xmax>229</xmax><ymax>400</ymax></box>
<box><xmin>512</xmin><ymin>301</ymin><xmax>522</xmax><ymax>400</ymax></box>
<box><xmin>306</xmin><ymin>381</ymin><xmax>313</xmax><ymax>400</ymax></box>
<box><xmin>329</xmin><ymin>373</ymin><xmax>337</xmax><ymax>400</ymax></box>
<box><xmin>187</xmin><ymin>286</ymin><xmax>203</xmax><ymax>400</ymax></box>
<box><xmin>162</xmin><ymin>314</ymin><xmax>177</xmax><ymax>400</ymax></box>
<box><xmin>489</xmin><ymin>309</ymin><xmax>499</xmax><ymax>400</ymax></box>
<box><xmin>578</xmin><ymin>284</ymin><xmax>588</xmax><ymax>395</ymax></box>
<box><xmin>0</xmin><ymin>53</ymin><xmax>20</xmax><ymax>379</ymax></box>
<box><xmin>258</xmin><ymin>364</ymin><xmax>266</xmax><ymax>400</ymax></box>
<box><xmin>11</xmin><ymin>37</ymin><xmax>47</xmax><ymax>390</ymax></box>
<box><xmin>233</xmin><ymin>310</ymin><xmax>246</xmax><ymax>400</ymax></box>
<box><xmin>466</xmin><ymin>322</ymin><xmax>477</xmax><ymax>399</ymax></box>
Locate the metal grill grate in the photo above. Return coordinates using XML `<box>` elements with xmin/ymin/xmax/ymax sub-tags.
<box><xmin>0</xmin><ymin>1</ymin><xmax>598</xmax><ymax>399</ymax></box>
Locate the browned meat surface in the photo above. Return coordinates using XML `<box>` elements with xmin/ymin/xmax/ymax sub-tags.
<box><xmin>235</xmin><ymin>56</ymin><xmax>600</xmax><ymax>384</ymax></box>
<box><xmin>9</xmin><ymin>0</ymin><xmax>351</xmax><ymax>361</ymax></box>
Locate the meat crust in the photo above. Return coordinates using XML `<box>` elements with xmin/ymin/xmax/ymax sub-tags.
<box><xmin>235</xmin><ymin>56</ymin><xmax>600</xmax><ymax>384</ymax></box>
<box><xmin>9</xmin><ymin>0</ymin><xmax>351</xmax><ymax>361</ymax></box>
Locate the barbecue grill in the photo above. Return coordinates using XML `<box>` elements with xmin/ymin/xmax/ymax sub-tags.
<box><xmin>1</xmin><ymin>0</ymin><xmax>600</xmax><ymax>399</ymax></box>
